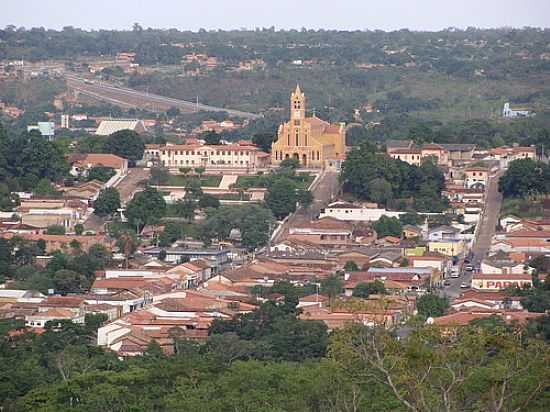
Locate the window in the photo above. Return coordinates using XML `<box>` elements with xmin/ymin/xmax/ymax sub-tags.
<box><xmin>296</xmin><ymin>132</ymin><xmax>299</xmax><ymax>146</ymax></box>
<box><xmin>240</xmin><ymin>151</ymin><xmax>243</xmax><ymax>156</ymax></box>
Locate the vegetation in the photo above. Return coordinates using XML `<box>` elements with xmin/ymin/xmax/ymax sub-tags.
<box><xmin>1</xmin><ymin>310</ymin><xmax>549</xmax><ymax>411</ymax></box>
<box><xmin>0</xmin><ymin>123</ymin><xmax>68</xmax><ymax>192</ymax></box>
<box><xmin>499</xmin><ymin>158</ymin><xmax>550</xmax><ymax>198</ymax></box>
<box><xmin>341</xmin><ymin>142</ymin><xmax>447</xmax><ymax>212</ymax></box>
<box><xmin>352</xmin><ymin>280</ymin><xmax>387</xmax><ymax>298</ymax></box>
<box><xmin>86</xmin><ymin>166</ymin><xmax>115</xmax><ymax>182</ymax></box>
<box><xmin>103</xmin><ymin>129</ymin><xmax>145</xmax><ymax>162</ymax></box>
<box><xmin>92</xmin><ymin>187</ymin><xmax>121</xmax><ymax>217</ymax></box>
<box><xmin>373</xmin><ymin>216</ymin><xmax>402</xmax><ymax>238</ymax></box>
<box><xmin>125</xmin><ymin>186</ymin><xmax>167</xmax><ymax>230</ymax></box>
<box><xmin>416</xmin><ymin>293</ymin><xmax>450</xmax><ymax>319</ymax></box>
<box><xmin>199</xmin><ymin>204</ymin><xmax>274</xmax><ymax>250</ymax></box>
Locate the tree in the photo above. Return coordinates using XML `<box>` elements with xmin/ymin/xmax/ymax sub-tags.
<box><xmin>74</xmin><ymin>223</ymin><xmax>84</xmax><ymax>235</ymax></box>
<box><xmin>499</xmin><ymin>158</ymin><xmax>549</xmax><ymax>198</ymax></box>
<box><xmin>194</xmin><ymin>167</ymin><xmax>206</xmax><ymax>179</ymax></box>
<box><xmin>103</xmin><ymin>130</ymin><xmax>145</xmax><ymax>162</ymax></box>
<box><xmin>368</xmin><ymin>178</ymin><xmax>393</xmax><ymax>205</ymax></box>
<box><xmin>252</xmin><ymin>132</ymin><xmax>274</xmax><ymax>152</ymax></box>
<box><xmin>198</xmin><ymin>193</ymin><xmax>220</xmax><ymax>209</ymax></box>
<box><xmin>0</xmin><ymin>183</ymin><xmax>19</xmax><ymax>211</ymax></box>
<box><xmin>416</xmin><ymin>293</ymin><xmax>449</xmax><ymax>318</ymax></box>
<box><xmin>296</xmin><ymin>189</ymin><xmax>313</xmax><ymax>209</ymax></box>
<box><xmin>321</xmin><ymin>274</ymin><xmax>344</xmax><ymax>303</ymax></box>
<box><xmin>173</xmin><ymin>198</ymin><xmax>196</xmax><ymax>222</ymax></box>
<box><xmin>149</xmin><ymin>166</ymin><xmax>170</xmax><ymax>185</ymax></box>
<box><xmin>93</xmin><ymin>187</ymin><xmax>121</xmax><ymax>217</ymax></box>
<box><xmin>399</xmin><ymin>212</ymin><xmax>425</xmax><ymax>226</ymax></box>
<box><xmin>125</xmin><ymin>186</ymin><xmax>166</xmax><ymax>229</ymax></box>
<box><xmin>265</xmin><ymin>177</ymin><xmax>297</xmax><ymax>219</ymax></box>
<box><xmin>202</xmin><ymin>130</ymin><xmax>221</xmax><ymax>145</ymax></box>
<box><xmin>46</xmin><ymin>225</ymin><xmax>65</xmax><ymax>235</ymax></box>
<box><xmin>352</xmin><ymin>280</ymin><xmax>386</xmax><ymax>298</ymax></box>
<box><xmin>344</xmin><ymin>260</ymin><xmax>359</xmax><ymax>272</ymax></box>
<box><xmin>373</xmin><ymin>216</ymin><xmax>402</xmax><ymax>238</ymax></box>
<box><xmin>166</xmin><ymin>106</ymin><xmax>180</xmax><ymax>117</ymax></box>
<box><xmin>279</xmin><ymin>157</ymin><xmax>299</xmax><ymax>171</ymax></box>
<box><xmin>86</xmin><ymin>166</ymin><xmax>115</xmax><ymax>182</ymax></box>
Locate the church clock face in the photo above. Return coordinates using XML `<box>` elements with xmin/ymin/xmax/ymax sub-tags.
<box><xmin>294</xmin><ymin>110</ymin><xmax>301</xmax><ymax>119</ymax></box>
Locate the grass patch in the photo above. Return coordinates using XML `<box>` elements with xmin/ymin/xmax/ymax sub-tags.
<box><xmin>234</xmin><ymin>172</ymin><xmax>314</xmax><ymax>190</ymax></box>
<box><xmin>500</xmin><ymin>197</ymin><xmax>547</xmax><ymax>219</ymax></box>
<box><xmin>162</xmin><ymin>175</ymin><xmax>222</xmax><ymax>187</ymax></box>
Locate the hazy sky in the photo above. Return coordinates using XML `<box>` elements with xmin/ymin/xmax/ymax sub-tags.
<box><xmin>4</xmin><ymin>0</ymin><xmax>550</xmax><ymax>31</ymax></box>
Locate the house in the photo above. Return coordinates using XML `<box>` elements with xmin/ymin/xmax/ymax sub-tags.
<box><xmin>502</xmin><ymin>103</ymin><xmax>532</xmax><ymax>119</ymax></box>
<box><xmin>27</xmin><ymin>122</ymin><xmax>55</xmax><ymax>140</ymax></box>
<box><xmin>25</xmin><ymin>308</ymin><xmax>77</xmax><ymax>328</ymax></box>
<box><xmin>319</xmin><ymin>200</ymin><xmax>403</xmax><ymax>222</ymax></box>
<box><xmin>464</xmin><ymin>166</ymin><xmax>489</xmax><ymax>189</ymax></box>
<box><xmin>144</xmin><ymin>141</ymin><xmax>270</xmax><ymax>172</ymax></box>
<box><xmin>388</xmin><ymin>147</ymin><xmax>422</xmax><ymax>166</ymax></box>
<box><xmin>427</xmin><ymin>225</ymin><xmax>461</xmax><ymax>242</ymax></box>
<box><xmin>408</xmin><ymin>254</ymin><xmax>447</xmax><ymax>273</ymax></box>
<box><xmin>488</xmin><ymin>146</ymin><xmax>536</xmax><ymax>168</ymax></box>
<box><xmin>343</xmin><ymin>267</ymin><xmax>432</xmax><ymax>295</ymax></box>
<box><xmin>430</xmin><ymin>310</ymin><xmax>542</xmax><ymax>331</ymax></box>
<box><xmin>334</xmin><ymin>249</ymin><xmax>372</xmax><ymax>269</ymax></box>
<box><xmin>402</xmin><ymin>225</ymin><xmax>422</xmax><ymax>239</ymax></box>
<box><xmin>428</xmin><ymin>240</ymin><xmax>464</xmax><ymax>257</ymax></box>
<box><xmin>61</xmin><ymin>180</ymin><xmax>104</xmax><ymax>200</ymax></box>
<box><xmin>97</xmin><ymin>291</ymin><xmax>256</xmax><ymax>356</ymax></box>
<box><xmin>69</xmin><ymin>153</ymin><xmax>128</xmax><ymax>177</ymax></box>
<box><xmin>500</xmin><ymin>215</ymin><xmax>522</xmax><ymax>232</ymax></box>
<box><xmin>300</xmin><ymin>295</ymin><xmax>413</xmax><ymax>329</ymax></box>
<box><xmin>0</xmin><ymin>290</ymin><xmax>45</xmax><ymax>304</ymax></box>
<box><xmin>480</xmin><ymin>251</ymin><xmax>531</xmax><ymax>275</ymax></box>
<box><xmin>95</xmin><ymin>119</ymin><xmax>147</xmax><ymax>136</ymax></box>
<box><xmin>84</xmin><ymin>289</ymin><xmax>151</xmax><ymax>314</ymax></box>
<box><xmin>457</xmin><ymin>289</ymin><xmax>524</xmax><ymax>310</ymax></box>
<box><xmin>471</xmin><ymin>273</ymin><xmax>533</xmax><ymax>291</ymax></box>
<box><xmin>440</xmin><ymin>144</ymin><xmax>476</xmax><ymax>162</ymax></box>
<box><xmin>297</xmin><ymin>294</ymin><xmax>329</xmax><ymax>309</ymax></box>
<box><xmin>142</xmin><ymin>247</ymin><xmax>230</xmax><ymax>270</ymax></box>
<box><xmin>288</xmin><ymin>217</ymin><xmax>353</xmax><ymax>247</ymax></box>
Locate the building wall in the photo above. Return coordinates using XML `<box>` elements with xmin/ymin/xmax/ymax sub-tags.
<box><xmin>428</xmin><ymin>241</ymin><xmax>464</xmax><ymax>257</ymax></box>
<box><xmin>320</xmin><ymin>207</ymin><xmax>404</xmax><ymax>222</ymax></box>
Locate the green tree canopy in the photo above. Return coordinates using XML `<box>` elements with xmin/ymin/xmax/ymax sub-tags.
<box><xmin>93</xmin><ymin>187</ymin><xmax>121</xmax><ymax>217</ymax></box>
<box><xmin>103</xmin><ymin>130</ymin><xmax>145</xmax><ymax>161</ymax></box>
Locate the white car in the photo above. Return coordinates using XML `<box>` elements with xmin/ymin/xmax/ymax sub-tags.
<box><xmin>460</xmin><ymin>282</ymin><xmax>470</xmax><ymax>289</ymax></box>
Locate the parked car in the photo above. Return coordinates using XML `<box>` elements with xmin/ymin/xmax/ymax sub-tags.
<box><xmin>464</xmin><ymin>264</ymin><xmax>474</xmax><ymax>272</ymax></box>
<box><xmin>460</xmin><ymin>282</ymin><xmax>470</xmax><ymax>289</ymax></box>
<box><xmin>443</xmin><ymin>280</ymin><xmax>451</xmax><ymax>286</ymax></box>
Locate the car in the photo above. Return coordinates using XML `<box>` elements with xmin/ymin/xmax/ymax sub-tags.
<box><xmin>443</xmin><ymin>280</ymin><xmax>451</xmax><ymax>286</ymax></box>
<box><xmin>450</xmin><ymin>272</ymin><xmax>460</xmax><ymax>278</ymax></box>
<box><xmin>460</xmin><ymin>282</ymin><xmax>470</xmax><ymax>289</ymax></box>
<box><xmin>464</xmin><ymin>265</ymin><xmax>474</xmax><ymax>272</ymax></box>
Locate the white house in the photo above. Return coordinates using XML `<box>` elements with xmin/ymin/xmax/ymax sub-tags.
<box><xmin>319</xmin><ymin>201</ymin><xmax>403</xmax><ymax>222</ymax></box>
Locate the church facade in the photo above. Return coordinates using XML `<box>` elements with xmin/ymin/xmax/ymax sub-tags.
<box><xmin>271</xmin><ymin>86</ymin><xmax>346</xmax><ymax>168</ymax></box>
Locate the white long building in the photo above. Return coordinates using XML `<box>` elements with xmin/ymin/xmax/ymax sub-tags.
<box><xmin>144</xmin><ymin>142</ymin><xmax>270</xmax><ymax>172</ymax></box>
<box><xmin>319</xmin><ymin>201</ymin><xmax>404</xmax><ymax>222</ymax></box>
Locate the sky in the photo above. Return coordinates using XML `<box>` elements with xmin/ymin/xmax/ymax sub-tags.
<box><xmin>3</xmin><ymin>0</ymin><xmax>550</xmax><ymax>32</ymax></box>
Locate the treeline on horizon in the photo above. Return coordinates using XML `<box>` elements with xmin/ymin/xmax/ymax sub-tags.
<box><xmin>1</xmin><ymin>25</ymin><xmax>550</xmax><ymax>78</ymax></box>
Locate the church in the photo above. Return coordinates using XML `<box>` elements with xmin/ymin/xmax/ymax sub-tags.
<box><xmin>271</xmin><ymin>85</ymin><xmax>346</xmax><ymax>168</ymax></box>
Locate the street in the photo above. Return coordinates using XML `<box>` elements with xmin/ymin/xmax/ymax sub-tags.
<box><xmin>441</xmin><ymin>171</ymin><xmax>503</xmax><ymax>300</ymax></box>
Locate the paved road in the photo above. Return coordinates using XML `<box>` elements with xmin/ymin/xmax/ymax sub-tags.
<box><xmin>84</xmin><ymin>168</ymin><xmax>151</xmax><ymax>232</ymax></box>
<box><xmin>471</xmin><ymin>171</ymin><xmax>503</xmax><ymax>267</ymax></box>
<box><xmin>272</xmin><ymin>169</ymin><xmax>340</xmax><ymax>243</ymax></box>
<box><xmin>441</xmin><ymin>171</ymin><xmax>504</xmax><ymax>300</ymax></box>
<box><xmin>65</xmin><ymin>75</ymin><xmax>262</xmax><ymax>120</ymax></box>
